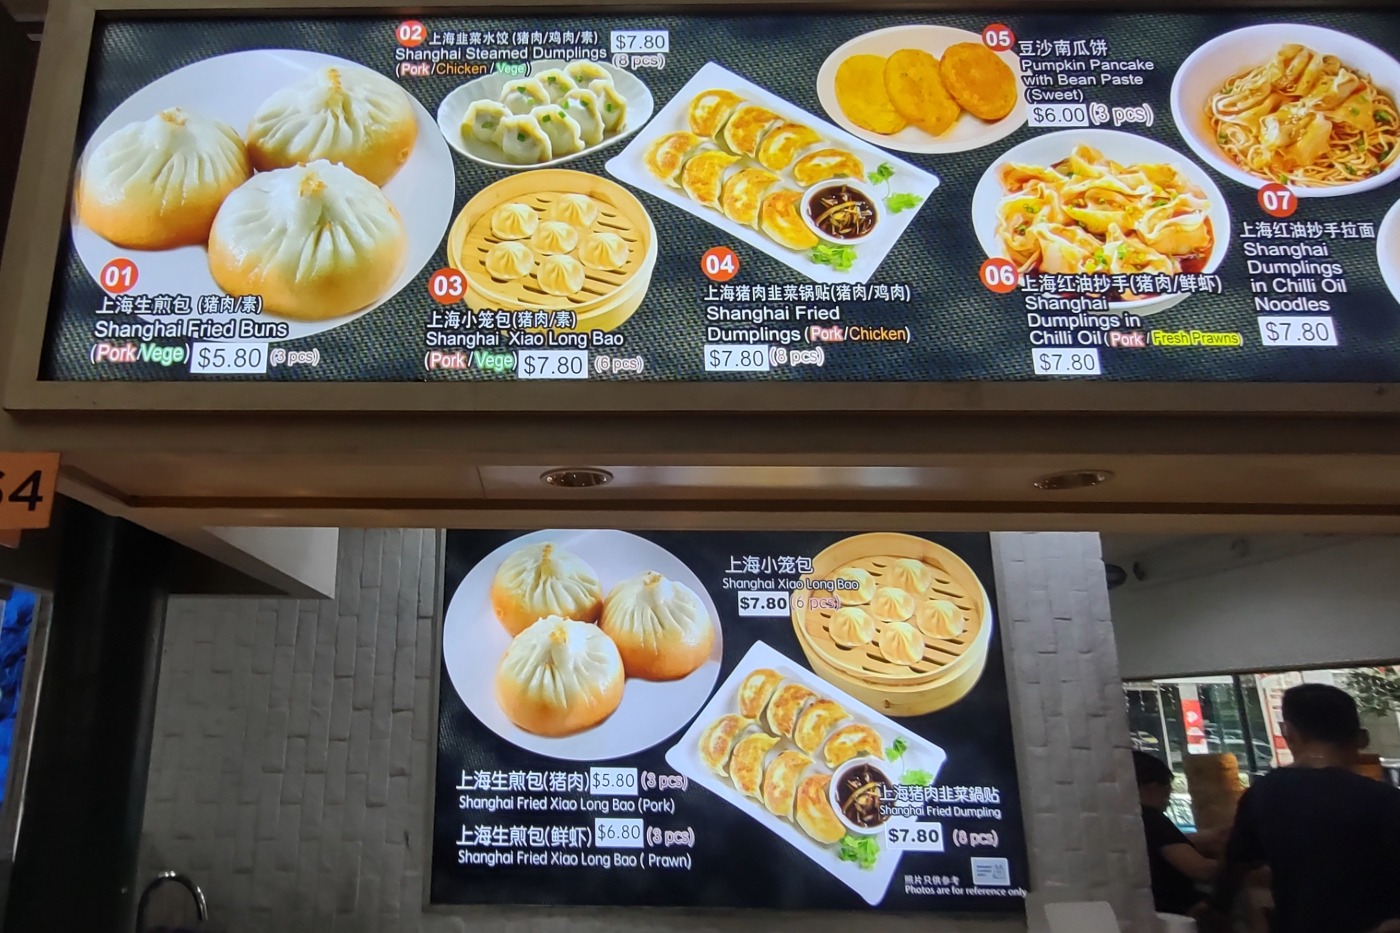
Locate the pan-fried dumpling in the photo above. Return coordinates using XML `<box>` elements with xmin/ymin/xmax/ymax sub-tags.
<box><xmin>829</xmin><ymin>606</ymin><xmax>876</xmax><ymax>648</ymax></box>
<box><xmin>823</xmin><ymin>723</ymin><xmax>884</xmax><ymax>768</ymax></box>
<box><xmin>762</xmin><ymin>750</ymin><xmax>811</xmax><ymax>819</ymax></box>
<box><xmin>246</xmin><ymin>66</ymin><xmax>418</xmax><ymax>186</ymax></box>
<box><xmin>682</xmin><ymin>149</ymin><xmax>741</xmax><ymax>209</ymax></box>
<box><xmin>495</xmin><ymin>615</ymin><xmax>624</xmax><ymax>736</ymax></box>
<box><xmin>462</xmin><ymin>99</ymin><xmax>509</xmax><ymax>144</ymax></box>
<box><xmin>565</xmin><ymin>60</ymin><xmax>611</xmax><ymax>86</ymax></box>
<box><xmin>548</xmin><ymin>194</ymin><xmax>599</xmax><ymax>229</ymax></box>
<box><xmin>561</xmin><ymin>90</ymin><xmax>605</xmax><ymax>146</ymax></box>
<box><xmin>498</xmin><ymin>114</ymin><xmax>552</xmax><ymax>165</ymax></box>
<box><xmin>78</xmin><ymin>108</ymin><xmax>250</xmax><ymax>250</ymax></box>
<box><xmin>534</xmin><ymin>68</ymin><xmax>577</xmax><ymax>103</ymax></box>
<box><xmin>888</xmin><ymin>558</ymin><xmax>935</xmax><ymax>595</ymax></box>
<box><xmin>793</xmin><ymin>149</ymin><xmax>865</xmax><ymax>188</ymax></box>
<box><xmin>600</xmin><ymin>571</ymin><xmax>714</xmax><ymax>680</ymax></box>
<box><xmin>757</xmin><ymin>122</ymin><xmax>822</xmax><ymax>171</ymax></box>
<box><xmin>836</xmin><ymin>567</ymin><xmax>875</xmax><ymax>605</ymax></box>
<box><xmin>793</xmin><ymin>699</ymin><xmax>849</xmax><ymax>754</ymax></box>
<box><xmin>767</xmin><ymin>682</ymin><xmax>816</xmax><ymax>738</ymax></box>
<box><xmin>489</xmin><ymin>542</ymin><xmax>603</xmax><ymax>635</ymax></box>
<box><xmin>490</xmin><ymin>202</ymin><xmax>539</xmax><ymax>240</ymax></box>
<box><xmin>698</xmin><ymin>714</ymin><xmax>750</xmax><ymax>775</ymax></box>
<box><xmin>579</xmin><ymin>232</ymin><xmax>629</xmax><ymax>272</ymax></box>
<box><xmin>644</xmin><ymin>132</ymin><xmax>703</xmax><ymax>187</ymax></box>
<box><xmin>870</xmin><ymin>586</ymin><xmax>916</xmax><ymax>623</ymax></box>
<box><xmin>537</xmin><ymin>254</ymin><xmax>587</xmax><ymax>297</ymax></box>
<box><xmin>737</xmin><ymin>668</ymin><xmax>783</xmax><ymax>720</ymax></box>
<box><xmin>723</xmin><ymin>104</ymin><xmax>782</xmax><ymax>158</ymax></box>
<box><xmin>721</xmin><ymin>167</ymin><xmax>779</xmax><ymax>228</ymax></box>
<box><xmin>531</xmin><ymin>220</ymin><xmax>579</xmax><ymax>255</ymax></box>
<box><xmin>529</xmin><ymin>104</ymin><xmax>583</xmax><ymax>158</ymax></box>
<box><xmin>917</xmin><ymin>599</ymin><xmax>965</xmax><ymax>639</ymax></box>
<box><xmin>878</xmin><ymin>620</ymin><xmax>925</xmax><ymax>665</ymax></box>
<box><xmin>795</xmin><ymin>775</ymin><xmax>846</xmax><ymax>844</ymax></box>
<box><xmin>760</xmin><ymin>190</ymin><xmax>819</xmax><ymax>251</ymax></box>
<box><xmin>500</xmin><ymin>78</ymin><xmax>550</xmax><ymax>115</ymax></box>
<box><xmin>207</xmin><ymin>160</ymin><xmax>405</xmax><ymax>323</ymax></box>
<box><xmin>688</xmin><ymin>88</ymin><xmax>744</xmax><ymax>138</ymax></box>
<box><xmin>590</xmin><ymin>81</ymin><xmax>629</xmax><ymax>135</ymax></box>
<box><xmin>730</xmin><ymin>732</ymin><xmax>779</xmax><ymax>799</ymax></box>
<box><xmin>485</xmin><ymin>241</ymin><xmax>535</xmax><ymax>281</ymax></box>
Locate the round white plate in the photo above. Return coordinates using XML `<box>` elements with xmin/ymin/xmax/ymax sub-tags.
<box><xmin>1379</xmin><ymin>199</ymin><xmax>1400</xmax><ymax>306</ymax></box>
<box><xmin>70</xmin><ymin>49</ymin><xmax>454</xmax><ymax>340</ymax></box>
<box><xmin>971</xmin><ymin>128</ymin><xmax>1232</xmax><ymax>316</ymax></box>
<box><xmin>442</xmin><ymin>529</ymin><xmax>723</xmax><ymax>762</ymax></box>
<box><xmin>1171</xmin><ymin>24</ymin><xmax>1400</xmax><ymax>198</ymax></box>
<box><xmin>436</xmin><ymin>60</ymin><xmax>654</xmax><ymax>170</ymax></box>
<box><xmin>816</xmin><ymin>25</ymin><xmax>1027</xmax><ymax>155</ymax></box>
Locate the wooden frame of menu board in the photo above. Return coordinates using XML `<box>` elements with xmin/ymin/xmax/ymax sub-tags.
<box><xmin>4</xmin><ymin>0</ymin><xmax>1400</xmax><ymax>415</ymax></box>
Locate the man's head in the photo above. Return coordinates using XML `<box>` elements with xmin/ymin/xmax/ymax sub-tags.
<box><xmin>1133</xmin><ymin>750</ymin><xmax>1175</xmax><ymax>810</ymax></box>
<box><xmin>1281</xmin><ymin>683</ymin><xmax>1368</xmax><ymax>756</ymax></box>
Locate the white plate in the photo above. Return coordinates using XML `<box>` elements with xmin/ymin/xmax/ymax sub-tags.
<box><xmin>1380</xmin><ymin>199</ymin><xmax>1400</xmax><ymax>306</ymax></box>
<box><xmin>970</xmin><ymin>128</ymin><xmax>1232</xmax><ymax>316</ymax></box>
<box><xmin>816</xmin><ymin>25</ymin><xmax>1028</xmax><ymax>155</ymax></box>
<box><xmin>665</xmin><ymin>640</ymin><xmax>947</xmax><ymax>907</ymax></box>
<box><xmin>70</xmin><ymin>49</ymin><xmax>454</xmax><ymax>341</ymax></box>
<box><xmin>607</xmin><ymin>62</ymin><xmax>939</xmax><ymax>284</ymax></box>
<box><xmin>1171</xmin><ymin>24</ymin><xmax>1400</xmax><ymax>198</ymax></box>
<box><xmin>436</xmin><ymin>59</ymin><xmax>654</xmax><ymax>170</ymax></box>
<box><xmin>443</xmin><ymin>529</ymin><xmax>723</xmax><ymax>762</ymax></box>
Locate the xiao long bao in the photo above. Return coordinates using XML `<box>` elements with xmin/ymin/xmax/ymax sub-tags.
<box><xmin>600</xmin><ymin>571</ymin><xmax>715</xmax><ymax>680</ymax></box>
<box><xmin>495</xmin><ymin>616</ymin><xmax>624</xmax><ymax>736</ymax></box>
<box><xmin>489</xmin><ymin>542</ymin><xmax>603</xmax><ymax>636</ymax></box>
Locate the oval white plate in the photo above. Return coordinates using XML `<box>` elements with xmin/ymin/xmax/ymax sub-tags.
<box><xmin>816</xmin><ymin>25</ymin><xmax>1027</xmax><ymax>155</ymax></box>
<box><xmin>442</xmin><ymin>529</ymin><xmax>723</xmax><ymax>762</ymax></box>
<box><xmin>436</xmin><ymin>60</ymin><xmax>654</xmax><ymax>170</ymax></box>
<box><xmin>1171</xmin><ymin>24</ymin><xmax>1400</xmax><ymax>198</ymax></box>
<box><xmin>70</xmin><ymin>49</ymin><xmax>454</xmax><ymax>341</ymax></box>
<box><xmin>1379</xmin><ymin>198</ymin><xmax>1400</xmax><ymax>306</ymax></box>
<box><xmin>970</xmin><ymin>129</ymin><xmax>1232</xmax><ymax>316</ymax></box>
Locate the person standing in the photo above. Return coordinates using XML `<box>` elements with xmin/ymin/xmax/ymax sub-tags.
<box><xmin>1134</xmin><ymin>750</ymin><xmax>1218</xmax><ymax>922</ymax></box>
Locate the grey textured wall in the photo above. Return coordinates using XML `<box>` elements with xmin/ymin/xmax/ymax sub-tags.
<box><xmin>140</xmin><ymin>529</ymin><xmax>1153</xmax><ymax>932</ymax></box>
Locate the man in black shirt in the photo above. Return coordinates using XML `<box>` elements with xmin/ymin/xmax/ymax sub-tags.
<box><xmin>1135</xmin><ymin>750</ymin><xmax>1217</xmax><ymax>921</ymax></box>
<box><xmin>1214</xmin><ymin>683</ymin><xmax>1400</xmax><ymax>933</ymax></box>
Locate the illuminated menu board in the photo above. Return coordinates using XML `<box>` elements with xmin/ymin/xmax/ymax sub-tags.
<box><xmin>433</xmin><ymin>529</ymin><xmax>1027</xmax><ymax>911</ymax></box>
<box><xmin>40</xmin><ymin>12</ymin><xmax>1400</xmax><ymax>382</ymax></box>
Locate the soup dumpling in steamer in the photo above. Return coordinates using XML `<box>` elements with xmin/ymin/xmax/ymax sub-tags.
<box><xmin>495</xmin><ymin>616</ymin><xmax>624</xmax><ymax>736</ymax></box>
<box><xmin>834</xmin><ymin>566</ymin><xmax>876</xmax><ymax>605</ymax></box>
<box><xmin>490</xmin><ymin>202</ymin><xmax>539</xmax><ymax>240</ymax></box>
<box><xmin>485</xmin><ymin>241</ymin><xmax>535</xmax><ymax>282</ymax></box>
<box><xmin>918</xmin><ymin>598</ymin><xmax>965</xmax><ymax>639</ymax></box>
<box><xmin>489</xmin><ymin>542</ymin><xmax>603</xmax><ymax>635</ymax></box>
<box><xmin>547</xmin><ymin>193</ymin><xmax>600</xmax><ymax>229</ymax></box>
<box><xmin>578</xmin><ymin>232</ymin><xmax>629</xmax><ymax>272</ymax></box>
<box><xmin>532</xmin><ymin>220</ymin><xmax>579</xmax><ymax>256</ymax></box>
<box><xmin>537</xmin><ymin>254</ymin><xmax>587</xmax><ymax>297</ymax></box>
<box><xmin>829</xmin><ymin>606</ymin><xmax>876</xmax><ymax>648</ymax></box>
<box><xmin>870</xmin><ymin>586</ymin><xmax>916</xmax><ymax>623</ymax></box>
<box><xmin>600</xmin><ymin>571</ymin><xmax>714</xmax><ymax>680</ymax></box>
<box><xmin>878</xmin><ymin>620</ymin><xmax>925</xmax><ymax>665</ymax></box>
<box><xmin>887</xmin><ymin>558</ymin><xmax>935</xmax><ymax>595</ymax></box>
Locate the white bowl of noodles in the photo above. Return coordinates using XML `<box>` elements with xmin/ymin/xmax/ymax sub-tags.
<box><xmin>1171</xmin><ymin>24</ymin><xmax>1400</xmax><ymax>197</ymax></box>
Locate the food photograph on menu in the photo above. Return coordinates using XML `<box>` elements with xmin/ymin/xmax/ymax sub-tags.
<box><xmin>37</xmin><ymin>12</ymin><xmax>1400</xmax><ymax>382</ymax></box>
<box><xmin>432</xmin><ymin>529</ymin><xmax>1028</xmax><ymax>911</ymax></box>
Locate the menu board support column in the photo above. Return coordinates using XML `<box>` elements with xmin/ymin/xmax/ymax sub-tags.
<box><xmin>3</xmin><ymin>503</ymin><xmax>170</xmax><ymax>933</ymax></box>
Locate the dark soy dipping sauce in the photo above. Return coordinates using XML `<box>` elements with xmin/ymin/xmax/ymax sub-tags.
<box><xmin>808</xmin><ymin>185</ymin><xmax>878</xmax><ymax>240</ymax></box>
<box><xmin>835</xmin><ymin>762</ymin><xmax>893</xmax><ymax>828</ymax></box>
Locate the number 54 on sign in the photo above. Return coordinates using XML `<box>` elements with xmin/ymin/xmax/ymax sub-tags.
<box><xmin>0</xmin><ymin>452</ymin><xmax>60</xmax><ymax>529</ymax></box>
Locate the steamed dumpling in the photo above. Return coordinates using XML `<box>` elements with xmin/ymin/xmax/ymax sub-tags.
<box><xmin>488</xmin><ymin>542</ymin><xmax>603</xmax><ymax>635</ymax></box>
<box><xmin>829</xmin><ymin>606</ymin><xmax>876</xmax><ymax>648</ymax></box>
<box><xmin>534</xmin><ymin>68</ymin><xmax>577</xmax><ymax>103</ymax></box>
<box><xmin>498</xmin><ymin>114</ymin><xmax>552</xmax><ymax>165</ymax></box>
<box><xmin>495</xmin><ymin>616</ymin><xmax>623</xmax><ymax>736</ymax></box>
<box><xmin>530</xmin><ymin>104</ymin><xmax>583</xmax><ymax>158</ymax></box>
<box><xmin>579</xmin><ymin>232</ymin><xmax>629</xmax><ymax>272</ymax></box>
<box><xmin>878</xmin><ymin>620</ymin><xmax>925</xmax><ymax>665</ymax></box>
<box><xmin>562</xmin><ymin>90</ymin><xmax>605</xmax><ymax>146</ymax></box>
<box><xmin>600</xmin><ymin>571</ymin><xmax>714</xmax><ymax>680</ymax></box>
<box><xmin>592</xmin><ymin>82</ymin><xmax>628</xmax><ymax>135</ymax></box>
<box><xmin>835</xmin><ymin>567</ymin><xmax>875</xmax><ymax>605</ymax></box>
<box><xmin>485</xmin><ymin>241</ymin><xmax>535</xmax><ymax>281</ymax></box>
<box><xmin>548</xmin><ymin>193</ymin><xmax>600</xmax><ymax>229</ymax></box>
<box><xmin>500</xmin><ymin>78</ymin><xmax>550</xmax><ymax>115</ymax></box>
<box><xmin>537</xmin><ymin>254</ymin><xmax>586</xmax><ymax>297</ymax></box>
<box><xmin>531</xmin><ymin>221</ymin><xmax>579</xmax><ymax>256</ymax></box>
<box><xmin>699</xmin><ymin>714</ymin><xmax>751</xmax><ymax>775</ymax></box>
<box><xmin>565</xmin><ymin>60</ymin><xmax>611</xmax><ymax>86</ymax></box>
<box><xmin>462</xmin><ymin>99</ymin><xmax>509</xmax><ymax>144</ymax></box>
<box><xmin>918</xmin><ymin>599</ymin><xmax>966</xmax><ymax>639</ymax></box>
<box><xmin>887</xmin><ymin>558</ymin><xmax>934</xmax><ymax>595</ymax></box>
<box><xmin>870</xmin><ymin>586</ymin><xmax>916</xmax><ymax>623</ymax></box>
<box><xmin>207</xmin><ymin>160</ymin><xmax>405</xmax><ymax>322</ymax></box>
<box><xmin>490</xmin><ymin>202</ymin><xmax>539</xmax><ymax>240</ymax></box>
<box><xmin>78</xmin><ymin>108</ymin><xmax>251</xmax><ymax>249</ymax></box>
<box><xmin>246</xmin><ymin>66</ymin><xmax>417</xmax><ymax>186</ymax></box>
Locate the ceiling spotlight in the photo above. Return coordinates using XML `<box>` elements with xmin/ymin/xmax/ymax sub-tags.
<box><xmin>1032</xmin><ymin>469</ymin><xmax>1114</xmax><ymax>491</ymax></box>
<box><xmin>541</xmin><ymin>467</ymin><xmax>614</xmax><ymax>489</ymax></box>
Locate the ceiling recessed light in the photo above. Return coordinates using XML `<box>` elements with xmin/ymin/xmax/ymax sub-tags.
<box><xmin>1033</xmin><ymin>469</ymin><xmax>1113</xmax><ymax>491</ymax></box>
<box><xmin>541</xmin><ymin>467</ymin><xmax>614</xmax><ymax>489</ymax></box>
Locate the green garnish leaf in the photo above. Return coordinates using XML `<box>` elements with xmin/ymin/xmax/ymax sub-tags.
<box><xmin>516</xmin><ymin>132</ymin><xmax>526</xmax><ymax>142</ymax></box>
<box><xmin>885</xmin><ymin>192</ymin><xmax>923</xmax><ymax>214</ymax></box>
<box><xmin>811</xmin><ymin>243</ymin><xmax>858</xmax><ymax>272</ymax></box>
<box><xmin>838</xmin><ymin>834</ymin><xmax>880</xmax><ymax>870</ymax></box>
<box><xmin>887</xmin><ymin>737</ymin><xmax>909</xmax><ymax>762</ymax></box>
<box><xmin>904</xmin><ymin>769</ymin><xmax>933</xmax><ymax>786</ymax></box>
<box><xmin>606</xmin><ymin>102</ymin><xmax>616</xmax><ymax>112</ymax></box>
<box><xmin>1377</xmin><ymin>110</ymin><xmax>1394</xmax><ymax>126</ymax></box>
<box><xmin>542</xmin><ymin>115</ymin><xmax>552</xmax><ymax>123</ymax></box>
<box><xmin>482</xmin><ymin>120</ymin><xmax>496</xmax><ymax>130</ymax></box>
<box><xmin>868</xmin><ymin>162</ymin><xmax>896</xmax><ymax>185</ymax></box>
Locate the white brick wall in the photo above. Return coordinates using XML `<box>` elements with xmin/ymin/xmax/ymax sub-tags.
<box><xmin>140</xmin><ymin>529</ymin><xmax>1152</xmax><ymax>933</ymax></box>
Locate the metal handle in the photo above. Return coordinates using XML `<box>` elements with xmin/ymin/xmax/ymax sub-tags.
<box><xmin>135</xmin><ymin>871</ymin><xmax>208</xmax><ymax>932</ymax></box>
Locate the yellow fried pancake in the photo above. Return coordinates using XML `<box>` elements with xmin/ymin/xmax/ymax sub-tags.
<box><xmin>835</xmin><ymin>54</ymin><xmax>907</xmax><ymax>135</ymax></box>
<box><xmin>884</xmin><ymin>48</ymin><xmax>961</xmax><ymax>136</ymax></box>
<box><xmin>940</xmin><ymin>42</ymin><xmax>1018</xmax><ymax>121</ymax></box>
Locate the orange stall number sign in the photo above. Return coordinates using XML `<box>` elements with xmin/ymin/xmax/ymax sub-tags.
<box><xmin>0</xmin><ymin>452</ymin><xmax>60</xmax><ymax>529</ymax></box>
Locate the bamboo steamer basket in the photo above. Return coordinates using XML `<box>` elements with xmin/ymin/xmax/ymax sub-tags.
<box><xmin>447</xmin><ymin>169</ymin><xmax>657</xmax><ymax>333</ymax></box>
<box><xmin>791</xmin><ymin>533</ymin><xmax>993</xmax><ymax>717</ymax></box>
